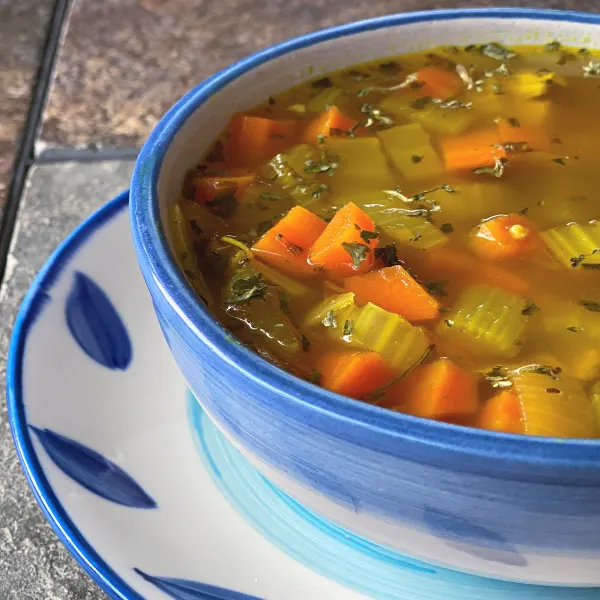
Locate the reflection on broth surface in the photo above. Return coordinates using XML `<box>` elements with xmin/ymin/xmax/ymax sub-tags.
<box><xmin>171</xmin><ymin>41</ymin><xmax>600</xmax><ymax>438</ymax></box>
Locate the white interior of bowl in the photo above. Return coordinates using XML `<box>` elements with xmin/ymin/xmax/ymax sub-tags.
<box><xmin>156</xmin><ymin>13</ymin><xmax>599</xmax><ymax>250</ymax></box>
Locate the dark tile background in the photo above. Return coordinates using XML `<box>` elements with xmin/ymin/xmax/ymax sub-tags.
<box><xmin>0</xmin><ymin>0</ymin><xmax>53</xmax><ymax>210</ymax></box>
<box><xmin>39</xmin><ymin>0</ymin><xmax>599</xmax><ymax>151</ymax></box>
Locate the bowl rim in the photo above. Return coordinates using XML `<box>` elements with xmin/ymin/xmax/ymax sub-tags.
<box><xmin>131</xmin><ymin>7</ymin><xmax>600</xmax><ymax>469</ymax></box>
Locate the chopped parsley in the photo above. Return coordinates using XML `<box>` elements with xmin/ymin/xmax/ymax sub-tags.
<box><xmin>583</xmin><ymin>60</ymin><xmax>600</xmax><ymax>77</ymax></box>
<box><xmin>312</xmin><ymin>77</ymin><xmax>333</xmax><ymax>89</ymax></box>
<box><xmin>206</xmin><ymin>191</ymin><xmax>238</xmax><ymax>218</ymax></box>
<box><xmin>374</xmin><ymin>243</ymin><xmax>402</xmax><ymax>267</ymax></box>
<box><xmin>424</xmin><ymin>281</ymin><xmax>448</xmax><ymax>297</ymax></box>
<box><xmin>278</xmin><ymin>292</ymin><xmax>291</xmax><ymax>315</ymax></box>
<box><xmin>308</xmin><ymin>370</ymin><xmax>321</xmax><ymax>384</ymax></box>
<box><xmin>304</xmin><ymin>157</ymin><xmax>339</xmax><ymax>175</ymax></box>
<box><xmin>322</xmin><ymin>310</ymin><xmax>337</xmax><ymax>328</ymax></box>
<box><xmin>473</xmin><ymin>157</ymin><xmax>508</xmax><ymax>178</ymax></box>
<box><xmin>521</xmin><ymin>298</ymin><xmax>540</xmax><ymax>316</ymax></box>
<box><xmin>359</xmin><ymin>229</ymin><xmax>379</xmax><ymax>244</ymax></box>
<box><xmin>301</xmin><ymin>335</ymin><xmax>311</xmax><ymax>352</ymax></box>
<box><xmin>506</xmin><ymin>117</ymin><xmax>521</xmax><ymax>128</ymax></box>
<box><xmin>259</xmin><ymin>192</ymin><xmax>282</xmax><ymax>201</ymax></box>
<box><xmin>361</xmin><ymin>103</ymin><xmax>394</xmax><ymax>128</ymax></box>
<box><xmin>481</xmin><ymin>42</ymin><xmax>517</xmax><ymax>61</ymax></box>
<box><xmin>544</xmin><ymin>40</ymin><xmax>562</xmax><ymax>52</ymax></box>
<box><xmin>567</xmin><ymin>326</ymin><xmax>583</xmax><ymax>332</ymax></box>
<box><xmin>342</xmin><ymin>319</ymin><xmax>354</xmax><ymax>341</ymax></box>
<box><xmin>311</xmin><ymin>183</ymin><xmax>330</xmax><ymax>198</ymax></box>
<box><xmin>342</xmin><ymin>242</ymin><xmax>371</xmax><ymax>268</ymax></box>
<box><xmin>410</xmin><ymin>232</ymin><xmax>422</xmax><ymax>243</ymax></box>
<box><xmin>411</xmin><ymin>154</ymin><xmax>424</xmax><ymax>164</ymax></box>
<box><xmin>579</xmin><ymin>300</ymin><xmax>600</xmax><ymax>312</ymax></box>
<box><xmin>440</xmin><ymin>223</ymin><xmax>454</xmax><ymax>234</ymax></box>
<box><xmin>227</xmin><ymin>270</ymin><xmax>267</xmax><ymax>304</ymax></box>
<box><xmin>275</xmin><ymin>233</ymin><xmax>303</xmax><ymax>255</ymax></box>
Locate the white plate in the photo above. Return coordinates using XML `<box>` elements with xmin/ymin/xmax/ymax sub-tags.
<box><xmin>7</xmin><ymin>192</ymin><xmax>600</xmax><ymax>600</ymax></box>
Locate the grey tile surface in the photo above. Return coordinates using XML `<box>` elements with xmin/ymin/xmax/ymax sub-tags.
<box><xmin>0</xmin><ymin>160</ymin><xmax>134</xmax><ymax>600</ymax></box>
<box><xmin>39</xmin><ymin>0</ymin><xmax>600</xmax><ymax>151</ymax></box>
<box><xmin>0</xmin><ymin>0</ymin><xmax>53</xmax><ymax>213</ymax></box>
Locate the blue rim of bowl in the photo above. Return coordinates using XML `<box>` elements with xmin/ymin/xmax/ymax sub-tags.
<box><xmin>131</xmin><ymin>6</ymin><xmax>600</xmax><ymax>472</ymax></box>
<box><xmin>7</xmin><ymin>10</ymin><xmax>600</xmax><ymax>600</ymax></box>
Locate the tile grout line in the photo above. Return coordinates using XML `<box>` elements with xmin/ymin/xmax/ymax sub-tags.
<box><xmin>0</xmin><ymin>0</ymin><xmax>73</xmax><ymax>288</ymax></box>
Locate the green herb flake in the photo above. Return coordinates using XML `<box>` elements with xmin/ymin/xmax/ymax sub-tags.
<box><xmin>439</xmin><ymin>307</ymin><xmax>452</xmax><ymax>313</ymax></box>
<box><xmin>301</xmin><ymin>335</ymin><xmax>311</xmax><ymax>352</ymax></box>
<box><xmin>410</xmin><ymin>232</ymin><xmax>422</xmax><ymax>243</ymax></box>
<box><xmin>312</xmin><ymin>77</ymin><xmax>333</xmax><ymax>89</ymax></box>
<box><xmin>440</xmin><ymin>222</ymin><xmax>454</xmax><ymax>234</ymax></box>
<box><xmin>342</xmin><ymin>319</ymin><xmax>354</xmax><ymax>341</ymax></box>
<box><xmin>506</xmin><ymin>117</ymin><xmax>521</xmax><ymax>128</ymax></box>
<box><xmin>307</xmin><ymin>370</ymin><xmax>321</xmax><ymax>384</ymax></box>
<box><xmin>410</xmin><ymin>96</ymin><xmax>433</xmax><ymax>110</ymax></box>
<box><xmin>583</xmin><ymin>60</ymin><xmax>600</xmax><ymax>77</ymax></box>
<box><xmin>206</xmin><ymin>191</ymin><xmax>238</xmax><ymax>218</ymax></box>
<box><xmin>411</xmin><ymin>154</ymin><xmax>424</xmax><ymax>164</ymax></box>
<box><xmin>473</xmin><ymin>157</ymin><xmax>508</xmax><ymax>178</ymax></box>
<box><xmin>189</xmin><ymin>219</ymin><xmax>204</xmax><ymax>234</ymax></box>
<box><xmin>275</xmin><ymin>233</ymin><xmax>303</xmax><ymax>256</ymax></box>
<box><xmin>492</xmin><ymin>82</ymin><xmax>505</xmax><ymax>95</ymax></box>
<box><xmin>361</xmin><ymin>103</ymin><xmax>394</xmax><ymax>128</ymax></box>
<box><xmin>279</xmin><ymin>292</ymin><xmax>291</xmax><ymax>315</ymax></box>
<box><xmin>359</xmin><ymin>229</ymin><xmax>379</xmax><ymax>244</ymax></box>
<box><xmin>227</xmin><ymin>271</ymin><xmax>267</xmax><ymax>304</ymax></box>
<box><xmin>259</xmin><ymin>192</ymin><xmax>282</xmax><ymax>201</ymax></box>
<box><xmin>374</xmin><ymin>243</ymin><xmax>401</xmax><ymax>267</ymax></box>
<box><xmin>579</xmin><ymin>300</ymin><xmax>600</xmax><ymax>312</ymax></box>
<box><xmin>425</xmin><ymin>281</ymin><xmax>448</xmax><ymax>297</ymax></box>
<box><xmin>322</xmin><ymin>310</ymin><xmax>337</xmax><ymax>329</ymax></box>
<box><xmin>304</xmin><ymin>158</ymin><xmax>339</xmax><ymax>176</ymax></box>
<box><xmin>567</xmin><ymin>326</ymin><xmax>583</xmax><ymax>332</ymax></box>
<box><xmin>517</xmin><ymin>364</ymin><xmax>562</xmax><ymax>380</ymax></box>
<box><xmin>268</xmin><ymin>96</ymin><xmax>276</xmax><ymax>106</ymax></box>
<box><xmin>440</xmin><ymin>183</ymin><xmax>457</xmax><ymax>193</ymax></box>
<box><xmin>522</xmin><ymin>298</ymin><xmax>540</xmax><ymax>316</ymax></box>
<box><xmin>552</xmin><ymin>157</ymin><xmax>567</xmax><ymax>166</ymax></box>
<box><xmin>378</xmin><ymin>61</ymin><xmax>402</xmax><ymax>74</ymax></box>
<box><xmin>544</xmin><ymin>40</ymin><xmax>562</xmax><ymax>52</ymax></box>
<box><xmin>311</xmin><ymin>183</ymin><xmax>330</xmax><ymax>198</ymax></box>
<box><xmin>482</xmin><ymin>42</ymin><xmax>517</xmax><ymax>61</ymax></box>
<box><xmin>341</xmin><ymin>242</ymin><xmax>371</xmax><ymax>268</ymax></box>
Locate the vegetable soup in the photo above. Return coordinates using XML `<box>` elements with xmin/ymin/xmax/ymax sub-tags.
<box><xmin>171</xmin><ymin>41</ymin><xmax>600</xmax><ymax>438</ymax></box>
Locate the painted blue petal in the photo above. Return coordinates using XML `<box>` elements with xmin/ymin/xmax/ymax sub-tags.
<box><xmin>65</xmin><ymin>272</ymin><xmax>132</xmax><ymax>370</ymax></box>
<box><xmin>134</xmin><ymin>569</ymin><xmax>263</xmax><ymax>600</ymax></box>
<box><xmin>424</xmin><ymin>506</ymin><xmax>527</xmax><ymax>567</ymax></box>
<box><xmin>31</xmin><ymin>427</ymin><xmax>156</xmax><ymax>509</ymax></box>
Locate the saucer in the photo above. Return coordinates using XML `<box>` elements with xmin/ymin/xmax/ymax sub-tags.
<box><xmin>7</xmin><ymin>192</ymin><xmax>599</xmax><ymax>600</ymax></box>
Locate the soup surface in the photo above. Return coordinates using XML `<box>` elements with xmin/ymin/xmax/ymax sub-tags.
<box><xmin>171</xmin><ymin>41</ymin><xmax>600</xmax><ymax>438</ymax></box>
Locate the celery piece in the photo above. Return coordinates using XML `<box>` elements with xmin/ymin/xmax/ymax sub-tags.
<box><xmin>352</xmin><ymin>302</ymin><xmax>430</xmax><ymax>371</ymax></box>
<box><xmin>513</xmin><ymin>371</ymin><xmax>597</xmax><ymax>438</ymax></box>
<box><xmin>363</xmin><ymin>204</ymin><xmax>447</xmax><ymax>250</ymax></box>
<box><xmin>438</xmin><ymin>285</ymin><xmax>529</xmax><ymax>359</ymax></box>
<box><xmin>541</xmin><ymin>222</ymin><xmax>600</xmax><ymax>269</ymax></box>
<box><xmin>306</xmin><ymin>87</ymin><xmax>345</xmax><ymax>113</ymax></box>
<box><xmin>261</xmin><ymin>144</ymin><xmax>320</xmax><ymax>188</ymax></box>
<box><xmin>507</xmin><ymin>71</ymin><xmax>567</xmax><ymax>100</ymax></box>
<box><xmin>304</xmin><ymin>292</ymin><xmax>356</xmax><ymax>327</ymax></box>
<box><xmin>252</xmin><ymin>258</ymin><xmax>315</xmax><ymax>299</ymax></box>
<box><xmin>169</xmin><ymin>204</ymin><xmax>215</xmax><ymax>309</ymax></box>
<box><xmin>180</xmin><ymin>199</ymin><xmax>229</xmax><ymax>237</ymax></box>
<box><xmin>326</xmin><ymin>137</ymin><xmax>396</xmax><ymax>193</ymax></box>
<box><xmin>377</xmin><ymin>124</ymin><xmax>445</xmax><ymax>181</ymax></box>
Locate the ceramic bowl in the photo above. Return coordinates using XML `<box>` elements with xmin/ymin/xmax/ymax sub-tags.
<box><xmin>130</xmin><ymin>8</ymin><xmax>600</xmax><ymax>587</ymax></box>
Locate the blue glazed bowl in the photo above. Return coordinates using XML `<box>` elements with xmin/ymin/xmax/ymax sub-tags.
<box><xmin>131</xmin><ymin>8</ymin><xmax>600</xmax><ymax>586</ymax></box>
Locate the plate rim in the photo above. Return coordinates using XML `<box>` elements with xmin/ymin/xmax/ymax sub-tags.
<box><xmin>6</xmin><ymin>191</ymin><xmax>144</xmax><ymax>600</ymax></box>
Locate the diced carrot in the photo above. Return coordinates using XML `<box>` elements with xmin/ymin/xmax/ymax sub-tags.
<box><xmin>440</xmin><ymin>128</ymin><xmax>506</xmax><ymax>173</ymax></box>
<box><xmin>420</xmin><ymin>247</ymin><xmax>530</xmax><ymax>295</ymax></box>
<box><xmin>470</xmin><ymin>213</ymin><xmax>541</xmax><ymax>261</ymax></box>
<box><xmin>414</xmin><ymin>67</ymin><xmax>464</xmax><ymax>99</ymax></box>
<box><xmin>193</xmin><ymin>169</ymin><xmax>256</xmax><ymax>204</ymax></box>
<box><xmin>477</xmin><ymin>391</ymin><xmax>524</xmax><ymax>434</ymax></box>
<box><xmin>344</xmin><ymin>265</ymin><xmax>440</xmax><ymax>323</ymax></box>
<box><xmin>252</xmin><ymin>206</ymin><xmax>326</xmax><ymax>276</ymax></box>
<box><xmin>308</xmin><ymin>202</ymin><xmax>379</xmax><ymax>277</ymax></box>
<box><xmin>226</xmin><ymin>114</ymin><xmax>299</xmax><ymax>167</ymax></box>
<box><xmin>317</xmin><ymin>351</ymin><xmax>396</xmax><ymax>399</ymax></box>
<box><xmin>382</xmin><ymin>358</ymin><xmax>479</xmax><ymax>419</ymax></box>
<box><xmin>302</xmin><ymin>107</ymin><xmax>361</xmax><ymax>144</ymax></box>
<box><xmin>497</xmin><ymin>121</ymin><xmax>551</xmax><ymax>152</ymax></box>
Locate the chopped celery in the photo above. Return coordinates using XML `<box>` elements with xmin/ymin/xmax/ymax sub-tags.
<box><xmin>438</xmin><ymin>285</ymin><xmax>529</xmax><ymax>359</ymax></box>
<box><xmin>513</xmin><ymin>370</ymin><xmax>597</xmax><ymax>438</ymax></box>
<box><xmin>261</xmin><ymin>144</ymin><xmax>319</xmax><ymax>188</ymax></box>
<box><xmin>252</xmin><ymin>258</ymin><xmax>315</xmax><ymax>299</ymax></box>
<box><xmin>287</xmin><ymin>104</ymin><xmax>307</xmax><ymax>114</ymax></box>
<box><xmin>507</xmin><ymin>71</ymin><xmax>567</xmax><ymax>100</ymax></box>
<box><xmin>363</xmin><ymin>204</ymin><xmax>447</xmax><ymax>250</ymax></box>
<box><xmin>169</xmin><ymin>204</ymin><xmax>215</xmax><ymax>309</ymax></box>
<box><xmin>541</xmin><ymin>221</ymin><xmax>600</xmax><ymax>269</ymax></box>
<box><xmin>379</xmin><ymin>94</ymin><xmax>475</xmax><ymax>135</ymax></box>
<box><xmin>306</xmin><ymin>87</ymin><xmax>345</xmax><ymax>113</ymax></box>
<box><xmin>377</xmin><ymin>124</ymin><xmax>445</xmax><ymax>181</ymax></box>
<box><xmin>304</xmin><ymin>292</ymin><xmax>356</xmax><ymax>327</ymax></box>
<box><xmin>180</xmin><ymin>199</ymin><xmax>229</xmax><ymax>237</ymax></box>
<box><xmin>326</xmin><ymin>137</ymin><xmax>396</xmax><ymax>193</ymax></box>
<box><xmin>352</xmin><ymin>302</ymin><xmax>430</xmax><ymax>371</ymax></box>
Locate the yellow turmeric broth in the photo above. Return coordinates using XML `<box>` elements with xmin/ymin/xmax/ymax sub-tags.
<box><xmin>170</xmin><ymin>41</ymin><xmax>600</xmax><ymax>438</ymax></box>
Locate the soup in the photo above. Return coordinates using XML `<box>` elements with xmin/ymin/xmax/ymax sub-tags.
<box><xmin>170</xmin><ymin>41</ymin><xmax>600</xmax><ymax>438</ymax></box>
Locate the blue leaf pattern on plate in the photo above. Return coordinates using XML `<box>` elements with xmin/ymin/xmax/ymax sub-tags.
<box><xmin>65</xmin><ymin>272</ymin><xmax>132</xmax><ymax>370</ymax></box>
<box><xmin>31</xmin><ymin>427</ymin><xmax>156</xmax><ymax>509</ymax></box>
<box><xmin>134</xmin><ymin>569</ymin><xmax>263</xmax><ymax>599</ymax></box>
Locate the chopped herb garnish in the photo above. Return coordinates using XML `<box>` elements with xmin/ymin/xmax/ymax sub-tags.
<box><xmin>522</xmin><ymin>298</ymin><xmax>540</xmax><ymax>316</ymax></box>
<box><xmin>473</xmin><ymin>157</ymin><xmax>508</xmax><ymax>178</ymax></box>
<box><xmin>374</xmin><ymin>243</ymin><xmax>402</xmax><ymax>267</ymax></box>
<box><xmin>308</xmin><ymin>370</ymin><xmax>321</xmax><ymax>384</ymax></box>
<box><xmin>579</xmin><ymin>300</ymin><xmax>600</xmax><ymax>312</ymax></box>
<box><xmin>482</xmin><ymin>42</ymin><xmax>517</xmax><ymax>61</ymax></box>
<box><xmin>410</xmin><ymin>232</ymin><xmax>423</xmax><ymax>243</ymax></box>
<box><xmin>492</xmin><ymin>82</ymin><xmax>505</xmax><ymax>95</ymax></box>
<box><xmin>444</xmin><ymin>319</ymin><xmax>455</xmax><ymax>327</ymax></box>
<box><xmin>227</xmin><ymin>270</ymin><xmax>267</xmax><ymax>304</ymax></box>
<box><xmin>189</xmin><ymin>219</ymin><xmax>204</xmax><ymax>234</ymax></box>
<box><xmin>312</xmin><ymin>77</ymin><xmax>333</xmax><ymax>89</ymax></box>
<box><xmin>256</xmin><ymin>219</ymin><xmax>275</xmax><ymax>238</ymax></box>
<box><xmin>440</xmin><ymin>222</ymin><xmax>454</xmax><ymax>234</ymax></box>
<box><xmin>275</xmin><ymin>233</ymin><xmax>303</xmax><ymax>255</ymax></box>
<box><xmin>485</xmin><ymin>366</ymin><xmax>512</xmax><ymax>388</ymax></box>
<box><xmin>411</xmin><ymin>154</ymin><xmax>424</xmax><ymax>164</ymax></box>
<box><xmin>322</xmin><ymin>310</ymin><xmax>337</xmax><ymax>328</ymax></box>
<box><xmin>361</xmin><ymin>103</ymin><xmax>394</xmax><ymax>127</ymax></box>
<box><xmin>439</xmin><ymin>307</ymin><xmax>452</xmax><ymax>313</ymax></box>
<box><xmin>410</xmin><ymin>96</ymin><xmax>433</xmax><ymax>110</ymax></box>
<box><xmin>359</xmin><ymin>229</ymin><xmax>379</xmax><ymax>244</ymax></box>
<box><xmin>544</xmin><ymin>40</ymin><xmax>562</xmax><ymax>52</ymax></box>
<box><xmin>506</xmin><ymin>117</ymin><xmax>521</xmax><ymax>128</ymax></box>
<box><xmin>311</xmin><ymin>183</ymin><xmax>330</xmax><ymax>198</ymax></box>
<box><xmin>301</xmin><ymin>335</ymin><xmax>311</xmax><ymax>352</ymax></box>
<box><xmin>551</xmin><ymin>137</ymin><xmax>562</xmax><ymax>144</ymax></box>
<box><xmin>304</xmin><ymin>157</ymin><xmax>339</xmax><ymax>175</ymax></box>
<box><xmin>571</xmin><ymin>254</ymin><xmax>586</xmax><ymax>268</ymax></box>
<box><xmin>279</xmin><ymin>292</ymin><xmax>291</xmax><ymax>315</ymax></box>
<box><xmin>356</xmin><ymin>72</ymin><xmax>418</xmax><ymax>97</ymax></box>
<box><xmin>496</xmin><ymin>141</ymin><xmax>532</xmax><ymax>153</ymax></box>
<box><xmin>206</xmin><ymin>191</ymin><xmax>238</xmax><ymax>218</ymax></box>
<box><xmin>342</xmin><ymin>319</ymin><xmax>354</xmax><ymax>341</ymax></box>
<box><xmin>552</xmin><ymin>157</ymin><xmax>567</xmax><ymax>166</ymax></box>
<box><xmin>567</xmin><ymin>326</ymin><xmax>583</xmax><ymax>332</ymax></box>
<box><xmin>583</xmin><ymin>60</ymin><xmax>600</xmax><ymax>77</ymax></box>
<box><xmin>268</xmin><ymin>96</ymin><xmax>276</xmax><ymax>106</ymax></box>
<box><xmin>579</xmin><ymin>47</ymin><xmax>591</xmax><ymax>56</ymax></box>
<box><xmin>519</xmin><ymin>207</ymin><xmax>529</xmax><ymax>216</ymax></box>
<box><xmin>425</xmin><ymin>281</ymin><xmax>448</xmax><ymax>297</ymax></box>
<box><xmin>259</xmin><ymin>192</ymin><xmax>282</xmax><ymax>201</ymax></box>
<box><xmin>433</xmin><ymin>98</ymin><xmax>472</xmax><ymax>109</ymax></box>
<box><xmin>516</xmin><ymin>364</ymin><xmax>562</xmax><ymax>380</ymax></box>
<box><xmin>440</xmin><ymin>183</ymin><xmax>456</xmax><ymax>193</ymax></box>
<box><xmin>342</xmin><ymin>242</ymin><xmax>371</xmax><ymax>268</ymax></box>
<box><xmin>378</xmin><ymin>61</ymin><xmax>402</xmax><ymax>74</ymax></box>
<box><xmin>546</xmin><ymin>387</ymin><xmax>562</xmax><ymax>394</ymax></box>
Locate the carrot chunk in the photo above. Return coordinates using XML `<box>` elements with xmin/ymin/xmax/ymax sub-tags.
<box><xmin>317</xmin><ymin>351</ymin><xmax>396</xmax><ymax>399</ymax></box>
<box><xmin>302</xmin><ymin>107</ymin><xmax>360</xmax><ymax>144</ymax></box>
<box><xmin>477</xmin><ymin>391</ymin><xmax>524</xmax><ymax>434</ymax></box>
<box><xmin>382</xmin><ymin>358</ymin><xmax>479</xmax><ymax>419</ymax></box>
<box><xmin>344</xmin><ymin>265</ymin><xmax>440</xmax><ymax>323</ymax></box>
<box><xmin>226</xmin><ymin>114</ymin><xmax>299</xmax><ymax>166</ymax></box>
<box><xmin>308</xmin><ymin>202</ymin><xmax>379</xmax><ymax>277</ymax></box>
<box><xmin>414</xmin><ymin>67</ymin><xmax>464</xmax><ymax>99</ymax></box>
<box><xmin>252</xmin><ymin>206</ymin><xmax>327</xmax><ymax>276</ymax></box>
<box><xmin>193</xmin><ymin>169</ymin><xmax>255</xmax><ymax>204</ymax></box>
<box><xmin>420</xmin><ymin>247</ymin><xmax>530</xmax><ymax>295</ymax></box>
<box><xmin>440</xmin><ymin>128</ymin><xmax>506</xmax><ymax>173</ymax></box>
<box><xmin>471</xmin><ymin>213</ymin><xmax>541</xmax><ymax>260</ymax></box>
